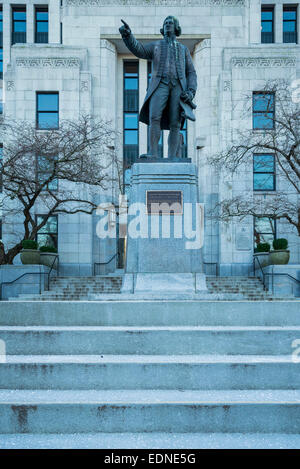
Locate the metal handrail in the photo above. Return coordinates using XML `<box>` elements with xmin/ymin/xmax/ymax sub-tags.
<box><xmin>1</xmin><ymin>256</ymin><xmax>59</xmax><ymax>300</ymax></box>
<box><xmin>253</xmin><ymin>255</ymin><xmax>300</xmax><ymax>295</ymax></box>
<box><xmin>265</xmin><ymin>272</ymin><xmax>300</xmax><ymax>296</ymax></box>
<box><xmin>93</xmin><ymin>253</ymin><xmax>118</xmax><ymax>276</ymax></box>
<box><xmin>47</xmin><ymin>254</ymin><xmax>59</xmax><ymax>290</ymax></box>
<box><xmin>1</xmin><ymin>271</ymin><xmax>44</xmax><ymax>300</ymax></box>
<box><xmin>253</xmin><ymin>255</ymin><xmax>267</xmax><ymax>290</ymax></box>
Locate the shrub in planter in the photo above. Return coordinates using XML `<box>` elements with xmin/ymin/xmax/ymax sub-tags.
<box><xmin>254</xmin><ymin>242</ymin><xmax>270</xmax><ymax>268</ymax></box>
<box><xmin>20</xmin><ymin>240</ymin><xmax>40</xmax><ymax>265</ymax></box>
<box><xmin>39</xmin><ymin>246</ymin><xmax>57</xmax><ymax>254</ymax></box>
<box><xmin>256</xmin><ymin>243</ymin><xmax>271</xmax><ymax>253</ymax></box>
<box><xmin>22</xmin><ymin>240</ymin><xmax>38</xmax><ymax>250</ymax></box>
<box><xmin>273</xmin><ymin>238</ymin><xmax>288</xmax><ymax>250</ymax></box>
<box><xmin>270</xmin><ymin>238</ymin><xmax>290</xmax><ymax>265</ymax></box>
<box><xmin>39</xmin><ymin>245</ymin><xmax>58</xmax><ymax>269</ymax></box>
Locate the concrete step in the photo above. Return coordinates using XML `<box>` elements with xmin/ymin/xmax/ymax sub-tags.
<box><xmin>1</xmin><ymin>355</ymin><xmax>300</xmax><ymax>390</ymax></box>
<box><xmin>1</xmin><ymin>389</ymin><xmax>300</xmax><ymax>434</ymax></box>
<box><xmin>1</xmin><ymin>326</ymin><xmax>300</xmax><ymax>355</ymax></box>
<box><xmin>1</xmin><ymin>432</ymin><xmax>300</xmax><ymax>449</ymax></box>
<box><xmin>1</xmin><ymin>301</ymin><xmax>299</xmax><ymax>326</ymax></box>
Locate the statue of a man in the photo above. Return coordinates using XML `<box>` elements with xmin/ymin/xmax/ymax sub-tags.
<box><xmin>119</xmin><ymin>16</ymin><xmax>197</xmax><ymax>159</ymax></box>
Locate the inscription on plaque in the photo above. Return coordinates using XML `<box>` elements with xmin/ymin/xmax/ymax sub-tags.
<box><xmin>146</xmin><ymin>190</ymin><xmax>182</xmax><ymax>215</ymax></box>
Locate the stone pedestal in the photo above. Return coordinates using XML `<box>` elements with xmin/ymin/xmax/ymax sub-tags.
<box><xmin>122</xmin><ymin>160</ymin><xmax>206</xmax><ymax>294</ymax></box>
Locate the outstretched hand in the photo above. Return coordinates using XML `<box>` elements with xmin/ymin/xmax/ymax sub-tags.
<box><xmin>119</xmin><ymin>19</ymin><xmax>131</xmax><ymax>37</ymax></box>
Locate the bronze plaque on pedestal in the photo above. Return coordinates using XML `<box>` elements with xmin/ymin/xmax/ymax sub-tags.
<box><xmin>146</xmin><ymin>190</ymin><xmax>182</xmax><ymax>215</ymax></box>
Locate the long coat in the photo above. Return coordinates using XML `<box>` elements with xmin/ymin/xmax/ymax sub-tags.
<box><xmin>122</xmin><ymin>33</ymin><xmax>197</xmax><ymax>130</ymax></box>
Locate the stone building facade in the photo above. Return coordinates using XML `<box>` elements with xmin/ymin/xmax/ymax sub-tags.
<box><xmin>0</xmin><ymin>0</ymin><xmax>299</xmax><ymax>276</ymax></box>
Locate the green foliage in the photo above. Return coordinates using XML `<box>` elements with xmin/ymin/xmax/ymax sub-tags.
<box><xmin>273</xmin><ymin>238</ymin><xmax>288</xmax><ymax>250</ymax></box>
<box><xmin>22</xmin><ymin>240</ymin><xmax>38</xmax><ymax>250</ymax></box>
<box><xmin>39</xmin><ymin>245</ymin><xmax>58</xmax><ymax>253</ymax></box>
<box><xmin>256</xmin><ymin>242</ymin><xmax>271</xmax><ymax>253</ymax></box>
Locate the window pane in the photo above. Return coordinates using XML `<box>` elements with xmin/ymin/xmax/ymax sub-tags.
<box><xmin>124</xmin><ymin>113</ymin><xmax>138</xmax><ymax>129</ymax></box>
<box><xmin>253</xmin><ymin>113</ymin><xmax>274</xmax><ymax>129</ymax></box>
<box><xmin>38</xmin><ymin>94</ymin><xmax>58</xmax><ymax>111</ymax></box>
<box><xmin>125</xmin><ymin>78</ymin><xmax>138</xmax><ymax>90</ymax></box>
<box><xmin>253</xmin><ymin>94</ymin><xmax>274</xmax><ymax>111</ymax></box>
<box><xmin>262</xmin><ymin>22</ymin><xmax>273</xmax><ymax>32</ymax></box>
<box><xmin>261</xmin><ymin>11</ymin><xmax>273</xmax><ymax>20</ymax></box>
<box><xmin>38</xmin><ymin>113</ymin><xmax>59</xmax><ymax>129</ymax></box>
<box><xmin>37</xmin><ymin>216</ymin><xmax>58</xmax><ymax>234</ymax></box>
<box><xmin>13</xmin><ymin>11</ymin><xmax>26</xmax><ymax>20</ymax></box>
<box><xmin>254</xmin><ymin>173</ymin><xmax>275</xmax><ymax>191</ymax></box>
<box><xmin>37</xmin><ymin>233</ymin><xmax>57</xmax><ymax>248</ymax></box>
<box><xmin>255</xmin><ymin>217</ymin><xmax>275</xmax><ymax>234</ymax></box>
<box><xmin>36</xmin><ymin>11</ymin><xmax>48</xmax><ymax>21</ymax></box>
<box><xmin>284</xmin><ymin>11</ymin><xmax>297</xmax><ymax>20</ymax></box>
<box><xmin>283</xmin><ymin>22</ymin><xmax>296</xmax><ymax>32</ymax></box>
<box><xmin>125</xmin><ymin>130</ymin><xmax>138</xmax><ymax>145</ymax></box>
<box><xmin>37</xmin><ymin>22</ymin><xmax>48</xmax><ymax>33</ymax></box>
<box><xmin>14</xmin><ymin>22</ymin><xmax>26</xmax><ymax>32</ymax></box>
<box><xmin>38</xmin><ymin>172</ymin><xmax>58</xmax><ymax>190</ymax></box>
<box><xmin>254</xmin><ymin>154</ymin><xmax>274</xmax><ymax>172</ymax></box>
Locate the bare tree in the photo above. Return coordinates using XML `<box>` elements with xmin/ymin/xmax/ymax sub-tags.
<box><xmin>210</xmin><ymin>79</ymin><xmax>300</xmax><ymax>236</ymax></box>
<box><xmin>0</xmin><ymin>115</ymin><xmax>118</xmax><ymax>264</ymax></box>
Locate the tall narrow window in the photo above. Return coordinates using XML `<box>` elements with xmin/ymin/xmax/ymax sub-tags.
<box><xmin>36</xmin><ymin>155</ymin><xmax>58</xmax><ymax>191</ymax></box>
<box><xmin>35</xmin><ymin>7</ymin><xmax>48</xmax><ymax>44</ymax></box>
<box><xmin>37</xmin><ymin>92</ymin><xmax>59</xmax><ymax>129</ymax></box>
<box><xmin>36</xmin><ymin>215</ymin><xmax>58</xmax><ymax>248</ymax></box>
<box><xmin>123</xmin><ymin>61</ymin><xmax>139</xmax><ymax>195</ymax></box>
<box><xmin>261</xmin><ymin>6</ymin><xmax>274</xmax><ymax>43</ymax></box>
<box><xmin>12</xmin><ymin>7</ymin><xmax>26</xmax><ymax>45</ymax></box>
<box><xmin>253</xmin><ymin>154</ymin><xmax>275</xmax><ymax>191</ymax></box>
<box><xmin>0</xmin><ymin>7</ymin><xmax>3</xmax><ymax>79</ymax></box>
<box><xmin>283</xmin><ymin>6</ymin><xmax>298</xmax><ymax>43</ymax></box>
<box><xmin>254</xmin><ymin>217</ymin><xmax>276</xmax><ymax>248</ymax></box>
<box><xmin>253</xmin><ymin>92</ymin><xmax>275</xmax><ymax>130</ymax></box>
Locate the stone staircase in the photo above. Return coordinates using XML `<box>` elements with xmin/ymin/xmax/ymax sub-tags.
<box><xmin>206</xmin><ymin>276</ymin><xmax>273</xmax><ymax>300</ymax></box>
<box><xmin>9</xmin><ymin>275</ymin><xmax>123</xmax><ymax>301</ymax></box>
<box><xmin>0</xmin><ymin>299</ymin><xmax>300</xmax><ymax>448</ymax></box>
<box><xmin>8</xmin><ymin>275</ymin><xmax>292</xmax><ymax>301</ymax></box>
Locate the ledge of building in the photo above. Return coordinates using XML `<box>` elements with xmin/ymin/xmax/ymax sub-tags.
<box><xmin>101</xmin><ymin>34</ymin><xmax>210</xmax><ymax>54</ymax></box>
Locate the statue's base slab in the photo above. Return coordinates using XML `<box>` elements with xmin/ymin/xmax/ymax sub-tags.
<box><xmin>121</xmin><ymin>272</ymin><xmax>207</xmax><ymax>295</ymax></box>
<box><xmin>137</xmin><ymin>157</ymin><xmax>192</xmax><ymax>163</ymax></box>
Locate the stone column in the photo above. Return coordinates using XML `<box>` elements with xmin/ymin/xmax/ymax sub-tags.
<box><xmin>275</xmin><ymin>3</ymin><xmax>283</xmax><ymax>44</ymax></box>
<box><xmin>100</xmin><ymin>39</ymin><xmax>117</xmax><ymax>121</ymax></box>
<box><xmin>193</xmin><ymin>39</ymin><xmax>219</xmax><ymax>275</ymax></box>
<box><xmin>3</xmin><ymin>2</ymin><xmax>11</xmax><ymax>66</ymax></box>
<box><xmin>49</xmin><ymin>0</ymin><xmax>61</xmax><ymax>44</ymax></box>
<box><xmin>249</xmin><ymin>0</ymin><xmax>261</xmax><ymax>44</ymax></box>
<box><xmin>26</xmin><ymin>3</ymin><xmax>34</xmax><ymax>44</ymax></box>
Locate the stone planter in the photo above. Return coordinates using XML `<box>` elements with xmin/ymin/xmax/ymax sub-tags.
<box><xmin>40</xmin><ymin>252</ymin><xmax>58</xmax><ymax>270</ymax></box>
<box><xmin>269</xmin><ymin>250</ymin><xmax>290</xmax><ymax>265</ymax></box>
<box><xmin>20</xmin><ymin>249</ymin><xmax>40</xmax><ymax>265</ymax></box>
<box><xmin>254</xmin><ymin>252</ymin><xmax>270</xmax><ymax>269</ymax></box>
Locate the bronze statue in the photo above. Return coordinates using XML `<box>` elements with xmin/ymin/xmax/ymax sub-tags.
<box><xmin>119</xmin><ymin>16</ymin><xmax>197</xmax><ymax>159</ymax></box>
